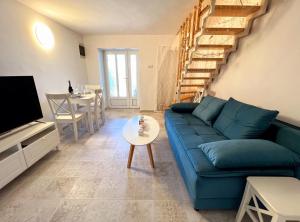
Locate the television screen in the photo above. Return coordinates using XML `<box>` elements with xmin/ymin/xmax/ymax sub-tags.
<box><xmin>0</xmin><ymin>76</ymin><xmax>43</xmax><ymax>134</ymax></box>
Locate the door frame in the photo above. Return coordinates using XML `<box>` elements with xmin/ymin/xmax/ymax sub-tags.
<box><xmin>104</xmin><ymin>49</ymin><xmax>139</xmax><ymax>109</ymax></box>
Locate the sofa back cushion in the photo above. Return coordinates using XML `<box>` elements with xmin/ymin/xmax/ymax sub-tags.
<box><xmin>264</xmin><ymin>120</ymin><xmax>300</xmax><ymax>155</ymax></box>
<box><xmin>192</xmin><ymin>96</ymin><xmax>226</xmax><ymax>125</ymax></box>
<box><xmin>200</xmin><ymin>139</ymin><xmax>300</xmax><ymax>169</ymax></box>
<box><xmin>213</xmin><ymin>98</ymin><xmax>279</xmax><ymax>139</ymax></box>
<box><xmin>171</xmin><ymin>102</ymin><xmax>199</xmax><ymax>113</ymax></box>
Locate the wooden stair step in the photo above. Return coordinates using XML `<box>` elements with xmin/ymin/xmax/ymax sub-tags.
<box><xmin>180</xmin><ymin>93</ymin><xmax>195</xmax><ymax>97</ymax></box>
<box><xmin>187</xmin><ymin>68</ymin><xmax>216</xmax><ymax>73</ymax></box>
<box><xmin>198</xmin><ymin>44</ymin><xmax>233</xmax><ymax>50</ymax></box>
<box><xmin>203</xmin><ymin>27</ymin><xmax>245</xmax><ymax>35</ymax></box>
<box><xmin>192</xmin><ymin>57</ymin><xmax>223</xmax><ymax>62</ymax></box>
<box><xmin>180</xmin><ymin>95</ymin><xmax>195</xmax><ymax>101</ymax></box>
<box><xmin>180</xmin><ymin>91</ymin><xmax>196</xmax><ymax>95</ymax></box>
<box><xmin>183</xmin><ymin>77</ymin><xmax>210</xmax><ymax>80</ymax></box>
<box><xmin>185</xmin><ymin>73</ymin><xmax>211</xmax><ymax>78</ymax></box>
<box><xmin>213</xmin><ymin>5</ymin><xmax>261</xmax><ymax>17</ymax></box>
<box><xmin>180</xmin><ymin>84</ymin><xmax>205</xmax><ymax>87</ymax></box>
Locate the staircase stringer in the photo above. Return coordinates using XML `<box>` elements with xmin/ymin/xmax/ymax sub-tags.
<box><xmin>176</xmin><ymin>0</ymin><xmax>215</xmax><ymax>102</ymax></box>
<box><xmin>187</xmin><ymin>0</ymin><xmax>215</xmax><ymax>67</ymax></box>
<box><xmin>182</xmin><ymin>0</ymin><xmax>218</xmax><ymax>102</ymax></box>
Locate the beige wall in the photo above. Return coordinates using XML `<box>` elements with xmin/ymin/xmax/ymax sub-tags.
<box><xmin>0</xmin><ymin>0</ymin><xmax>87</xmax><ymax>119</ymax></box>
<box><xmin>210</xmin><ymin>0</ymin><xmax>300</xmax><ymax>126</ymax></box>
<box><xmin>83</xmin><ymin>35</ymin><xmax>176</xmax><ymax>111</ymax></box>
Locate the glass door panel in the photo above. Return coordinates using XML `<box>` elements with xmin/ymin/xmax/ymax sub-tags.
<box><xmin>130</xmin><ymin>54</ymin><xmax>137</xmax><ymax>98</ymax></box>
<box><xmin>116</xmin><ymin>54</ymin><xmax>127</xmax><ymax>97</ymax></box>
<box><xmin>107</xmin><ymin>54</ymin><xmax>118</xmax><ymax>97</ymax></box>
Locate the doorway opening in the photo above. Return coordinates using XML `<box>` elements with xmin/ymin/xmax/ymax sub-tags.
<box><xmin>103</xmin><ymin>49</ymin><xmax>139</xmax><ymax>109</ymax></box>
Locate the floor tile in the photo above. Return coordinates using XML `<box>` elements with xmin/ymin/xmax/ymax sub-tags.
<box><xmin>67</xmin><ymin>177</ymin><xmax>102</xmax><ymax>199</ymax></box>
<box><xmin>0</xmin><ymin>198</ymin><xmax>60</xmax><ymax>222</ymax></box>
<box><xmin>49</xmin><ymin>199</ymin><xmax>90</xmax><ymax>222</ymax></box>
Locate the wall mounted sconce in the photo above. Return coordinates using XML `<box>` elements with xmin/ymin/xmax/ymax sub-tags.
<box><xmin>34</xmin><ymin>22</ymin><xmax>54</xmax><ymax>49</ymax></box>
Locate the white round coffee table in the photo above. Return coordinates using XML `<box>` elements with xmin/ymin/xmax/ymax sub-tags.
<box><xmin>122</xmin><ymin>115</ymin><xmax>160</xmax><ymax>168</ymax></box>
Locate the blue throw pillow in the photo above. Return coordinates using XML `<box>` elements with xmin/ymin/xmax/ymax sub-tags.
<box><xmin>200</xmin><ymin>139</ymin><xmax>300</xmax><ymax>169</ymax></box>
<box><xmin>171</xmin><ymin>103</ymin><xmax>199</xmax><ymax>113</ymax></box>
<box><xmin>213</xmin><ymin>98</ymin><xmax>279</xmax><ymax>139</ymax></box>
<box><xmin>192</xmin><ymin>96</ymin><xmax>226</xmax><ymax>125</ymax></box>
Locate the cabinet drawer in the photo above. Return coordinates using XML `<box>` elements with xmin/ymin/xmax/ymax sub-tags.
<box><xmin>23</xmin><ymin>129</ymin><xmax>59</xmax><ymax>167</ymax></box>
<box><xmin>0</xmin><ymin>149</ymin><xmax>27</xmax><ymax>189</ymax></box>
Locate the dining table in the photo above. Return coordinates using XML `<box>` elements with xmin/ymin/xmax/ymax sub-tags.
<box><xmin>70</xmin><ymin>93</ymin><xmax>95</xmax><ymax>134</ymax></box>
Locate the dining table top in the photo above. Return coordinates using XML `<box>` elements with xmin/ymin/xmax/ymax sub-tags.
<box><xmin>70</xmin><ymin>93</ymin><xmax>95</xmax><ymax>103</ymax></box>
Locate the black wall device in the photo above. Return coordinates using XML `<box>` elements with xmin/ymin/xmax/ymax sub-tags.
<box><xmin>79</xmin><ymin>45</ymin><xmax>85</xmax><ymax>57</ymax></box>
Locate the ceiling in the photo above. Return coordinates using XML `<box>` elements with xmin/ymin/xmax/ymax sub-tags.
<box><xmin>18</xmin><ymin>0</ymin><xmax>196</xmax><ymax>35</ymax></box>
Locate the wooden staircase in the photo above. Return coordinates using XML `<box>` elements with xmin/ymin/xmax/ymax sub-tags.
<box><xmin>176</xmin><ymin>0</ymin><xmax>269</xmax><ymax>102</ymax></box>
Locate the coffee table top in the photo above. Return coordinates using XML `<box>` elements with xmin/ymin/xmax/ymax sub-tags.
<box><xmin>122</xmin><ymin>115</ymin><xmax>160</xmax><ymax>146</ymax></box>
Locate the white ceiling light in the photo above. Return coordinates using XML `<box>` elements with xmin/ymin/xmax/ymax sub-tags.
<box><xmin>34</xmin><ymin>22</ymin><xmax>54</xmax><ymax>49</ymax></box>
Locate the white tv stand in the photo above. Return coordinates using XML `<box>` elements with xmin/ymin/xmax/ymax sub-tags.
<box><xmin>0</xmin><ymin>122</ymin><xmax>60</xmax><ymax>189</ymax></box>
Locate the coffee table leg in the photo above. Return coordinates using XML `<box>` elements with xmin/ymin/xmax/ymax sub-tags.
<box><xmin>127</xmin><ymin>144</ymin><xmax>135</xmax><ymax>168</ymax></box>
<box><xmin>147</xmin><ymin>144</ymin><xmax>155</xmax><ymax>168</ymax></box>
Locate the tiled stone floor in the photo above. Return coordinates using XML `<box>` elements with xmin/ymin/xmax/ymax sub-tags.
<box><xmin>0</xmin><ymin>109</ymin><xmax>240</xmax><ymax>222</ymax></box>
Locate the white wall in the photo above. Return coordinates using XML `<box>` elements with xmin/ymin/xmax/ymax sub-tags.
<box><xmin>83</xmin><ymin>35</ymin><xmax>176</xmax><ymax>111</ymax></box>
<box><xmin>0</xmin><ymin>0</ymin><xmax>87</xmax><ymax>119</ymax></box>
<box><xmin>210</xmin><ymin>0</ymin><xmax>300</xmax><ymax>126</ymax></box>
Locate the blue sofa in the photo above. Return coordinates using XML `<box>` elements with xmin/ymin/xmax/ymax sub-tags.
<box><xmin>165</xmin><ymin>97</ymin><xmax>300</xmax><ymax>210</ymax></box>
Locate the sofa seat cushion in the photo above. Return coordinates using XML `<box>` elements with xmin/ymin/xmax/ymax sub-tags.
<box><xmin>170</xmin><ymin>123</ymin><xmax>227</xmax><ymax>150</ymax></box>
<box><xmin>186</xmin><ymin>148</ymin><xmax>295</xmax><ymax>178</ymax></box>
<box><xmin>192</xmin><ymin>96</ymin><xmax>226</xmax><ymax>125</ymax></box>
<box><xmin>200</xmin><ymin>139</ymin><xmax>300</xmax><ymax>169</ymax></box>
<box><xmin>213</xmin><ymin>98</ymin><xmax>279</xmax><ymax>139</ymax></box>
<box><xmin>178</xmin><ymin>134</ymin><xmax>227</xmax><ymax>151</ymax></box>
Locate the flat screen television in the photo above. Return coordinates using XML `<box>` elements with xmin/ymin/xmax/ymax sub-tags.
<box><xmin>0</xmin><ymin>76</ymin><xmax>43</xmax><ymax>134</ymax></box>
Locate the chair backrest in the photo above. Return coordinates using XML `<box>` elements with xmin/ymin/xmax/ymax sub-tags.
<box><xmin>85</xmin><ymin>84</ymin><xmax>101</xmax><ymax>92</ymax></box>
<box><xmin>46</xmin><ymin>93</ymin><xmax>75</xmax><ymax>119</ymax></box>
<box><xmin>93</xmin><ymin>89</ymin><xmax>103</xmax><ymax>114</ymax></box>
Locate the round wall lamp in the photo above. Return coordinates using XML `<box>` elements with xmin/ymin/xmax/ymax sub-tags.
<box><xmin>34</xmin><ymin>22</ymin><xmax>54</xmax><ymax>49</ymax></box>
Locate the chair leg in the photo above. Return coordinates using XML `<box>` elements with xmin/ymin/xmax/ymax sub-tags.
<box><xmin>73</xmin><ymin>122</ymin><xmax>78</xmax><ymax>142</ymax></box>
<box><xmin>95</xmin><ymin>114</ymin><xmax>100</xmax><ymax>130</ymax></box>
<box><xmin>56</xmin><ymin>122</ymin><xmax>63</xmax><ymax>135</ymax></box>
<box><xmin>236</xmin><ymin>183</ymin><xmax>252</xmax><ymax>222</ymax></box>
<box><xmin>271</xmin><ymin>215</ymin><xmax>285</xmax><ymax>222</ymax></box>
<box><xmin>85</xmin><ymin>115</ymin><xmax>89</xmax><ymax>131</ymax></box>
<box><xmin>100</xmin><ymin>110</ymin><xmax>105</xmax><ymax>126</ymax></box>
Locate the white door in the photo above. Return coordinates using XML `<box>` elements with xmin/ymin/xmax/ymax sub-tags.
<box><xmin>105</xmin><ymin>50</ymin><xmax>139</xmax><ymax>108</ymax></box>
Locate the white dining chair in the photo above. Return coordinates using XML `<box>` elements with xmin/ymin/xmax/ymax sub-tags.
<box><xmin>79</xmin><ymin>88</ymin><xmax>105</xmax><ymax>129</ymax></box>
<box><xmin>85</xmin><ymin>84</ymin><xmax>101</xmax><ymax>91</ymax></box>
<box><xmin>46</xmin><ymin>93</ymin><xmax>87</xmax><ymax>142</ymax></box>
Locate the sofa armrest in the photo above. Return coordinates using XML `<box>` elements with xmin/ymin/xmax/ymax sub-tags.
<box><xmin>170</xmin><ymin>103</ymin><xmax>199</xmax><ymax>113</ymax></box>
<box><xmin>199</xmin><ymin>139</ymin><xmax>300</xmax><ymax>169</ymax></box>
